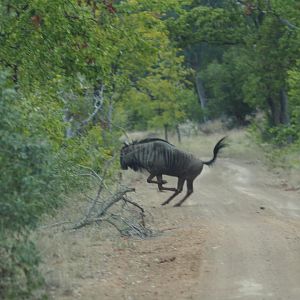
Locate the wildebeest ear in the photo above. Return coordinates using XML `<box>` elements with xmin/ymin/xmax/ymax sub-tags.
<box><xmin>124</xmin><ymin>141</ymin><xmax>129</xmax><ymax>146</ymax></box>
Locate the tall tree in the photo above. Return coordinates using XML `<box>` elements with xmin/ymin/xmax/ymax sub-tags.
<box><xmin>169</xmin><ymin>0</ymin><xmax>300</xmax><ymax>129</ymax></box>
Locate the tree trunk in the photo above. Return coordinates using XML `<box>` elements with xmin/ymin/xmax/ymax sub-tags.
<box><xmin>267</xmin><ymin>96</ymin><xmax>281</xmax><ymax>126</ymax></box>
<box><xmin>63</xmin><ymin>109</ymin><xmax>74</xmax><ymax>138</ymax></box>
<box><xmin>12</xmin><ymin>64</ymin><xmax>18</xmax><ymax>85</ymax></box>
<box><xmin>164</xmin><ymin>124</ymin><xmax>168</xmax><ymax>141</ymax></box>
<box><xmin>175</xmin><ymin>124</ymin><xmax>181</xmax><ymax>143</ymax></box>
<box><xmin>279</xmin><ymin>88</ymin><xmax>290</xmax><ymax>125</ymax></box>
<box><xmin>188</xmin><ymin>46</ymin><xmax>209</xmax><ymax>122</ymax></box>
<box><xmin>107</xmin><ymin>99</ymin><xmax>113</xmax><ymax>132</ymax></box>
<box><xmin>279</xmin><ymin>88</ymin><xmax>293</xmax><ymax>143</ymax></box>
<box><xmin>267</xmin><ymin>89</ymin><xmax>290</xmax><ymax>127</ymax></box>
<box><xmin>195</xmin><ymin>74</ymin><xmax>208</xmax><ymax>122</ymax></box>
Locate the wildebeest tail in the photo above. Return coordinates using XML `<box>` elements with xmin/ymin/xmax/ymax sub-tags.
<box><xmin>203</xmin><ymin>137</ymin><xmax>227</xmax><ymax>166</ymax></box>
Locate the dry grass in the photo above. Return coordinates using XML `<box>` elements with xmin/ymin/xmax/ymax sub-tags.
<box><xmin>34</xmin><ymin>191</ymin><xmax>206</xmax><ymax>299</ymax></box>
<box><xmin>34</xmin><ymin>188</ymin><xmax>141</xmax><ymax>298</ymax></box>
<box><xmin>172</xmin><ymin>124</ymin><xmax>262</xmax><ymax>164</ymax></box>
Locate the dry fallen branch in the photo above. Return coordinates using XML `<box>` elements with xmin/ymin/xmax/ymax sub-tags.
<box><xmin>72</xmin><ymin>185</ymin><xmax>135</xmax><ymax>230</ymax></box>
<box><xmin>40</xmin><ymin>159</ymin><xmax>154</xmax><ymax>238</ymax></box>
<box><xmin>72</xmin><ymin>185</ymin><xmax>153</xmax><ymax>238</ymax></box>
<box><xmin>69</xmin><ymin>163</ymin><xmax>153</xmax><ymax>238</ymax></box>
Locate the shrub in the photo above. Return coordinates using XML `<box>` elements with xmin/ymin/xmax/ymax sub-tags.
<box><xmin>0</xmin><ymin>72</ymin><xmax>64</xmax><ymax>299</ymax></box>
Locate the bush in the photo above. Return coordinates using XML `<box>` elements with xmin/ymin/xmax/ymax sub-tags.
<box><xmin>248</xmin><ymin>117</ymin><xmax>300</xmax><ymax>171</ymax></box>
<box><xmin>0</xmin><ymin>234</ymin><xmax>45</xmax><ymax>299</ymax></box>
<box><xmin>0</xmin><ymin>73</ymin><xmax>63</xmax><ymax>232</ymax></box>
<box><xmin>0</xmin><ymin>72</ymin><xmax>65</xmax><ymax>299</ymax></box>
<box><xmin>0</xmin><ymin>70</ymin><xmax>121</xmax><ymax>298</ymax></box>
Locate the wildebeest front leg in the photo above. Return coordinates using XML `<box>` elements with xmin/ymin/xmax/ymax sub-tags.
<box><xmin>161</xmin><ymin>178</ymin><xmax>185</xmax><ymax>206</ymax></box>
<box><xmin>173</xmin><ymin>179</ymin><xmax>194</xmax><ymax>207</ymax></box>
<box><xmin>147</xmin><ymin>174</ymin><xmax>176</xmax><ymax>192</ymax></box>
<box><xmin>147</xmin><ymin>174</ymin><xmax>167</xmax><ymax>185</ymax></box>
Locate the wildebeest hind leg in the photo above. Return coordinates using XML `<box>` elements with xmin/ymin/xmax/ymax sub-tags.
<box><xmin>156</xmin><ymin>175</ymin><xmax>178</xmax><ymax>192</ymax></box>
<box><xmin>161</xmin><ymin>178</ymin><xmax>185</xmax><ymax>206</ymax></box>
<box><xmin>173</xmin><ymin>179</ymin><xmax>194</xmax><ymax>207</ymax></box>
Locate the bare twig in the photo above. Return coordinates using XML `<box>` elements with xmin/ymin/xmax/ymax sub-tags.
<box><xmin>102</xmin><ymin>219</ymin><xmax>124</xmax><ymax>235</ymax></box>
<box><xmin>236</xmin><ymin>0</ymin><xmax>299</xmax><ymax>30</ymax></box>
<box><xmin>80</xmin><ymin>84</ymin><xmax>105</xmax><ymax>128</ymax></box>
<box><xmin>38</xmin><ymin>221</ymin><xmax>73</xmax><ymax>230</ymax></box>
<box><xmin>122</xmin><ymin>196</ymin><xmax>145</xmax><ymax>226</ymax></box>
<box><xmin>116</xmin><ymin>216</ymin><xmax>150</xmax><ymax>239</ymax></box>
<box><xmin>72</xmin><ymin>185</ymin><xmax>135</xmax><ymax>230</ymax></box>
<box><xmin>96</xmin><ymin>186</ymin><xmax>136</xmax><ymax>218</ymax></box>
<box><xmin>42</xmin><ymin>161</ymin><xmax>152</xmax><ymax>238</ymax></box>
<box><xmin>122</xmin><ymin>197</ymin><xmax>144</xmax><ymax>213</ymax></box>
<box><xmin>74</xmin><ymin>159</ymin><xmax>116</xmax><ymax>229</ymax></box>
<box><xmin>77</xmin><ymin>164</ymin><xmax>104</xmax><ymax>182</ymax></box>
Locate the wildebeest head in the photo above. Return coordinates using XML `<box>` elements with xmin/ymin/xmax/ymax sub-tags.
<box><xmin>120</xmin><ymin>142</ymin><xmax>130</xmax><ymax>170</ymax></box>
<box><xmin>120</xmin><ymin>141</ymin><xmax>143</xmax><ymax>170</ymax></box>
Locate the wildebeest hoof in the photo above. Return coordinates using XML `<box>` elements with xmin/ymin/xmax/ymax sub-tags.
<box><xmin>161</xmin><ymin>180</ymin><xmax>168</xmax><ymax>184</ymax></box>
<box><xmin>173</xmin><ymin>203</ymin><xmax>182</xmax><ymax>207</ymax></box>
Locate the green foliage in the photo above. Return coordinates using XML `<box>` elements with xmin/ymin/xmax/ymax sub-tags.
<box><xmin>173</xmin><ymin>5</ymin><xmax>245</xmax><ymax>46</ymax></box>
<box><xmin>267</xmin><ymin>125</ymin><xmax>299</xmax><ymax>145</ymax></box>
<box><xmin>288</xmin><ymin>61</ymin><xmax>300</xmax><ymax>131</ymax></box>
<box><xmin>116</xmin><ymin>51</ymin><xmax>200</xmax><ymax>131</ymax></box>
<box><xmin>171</xmin><ymin>0</ymin><xmax>300</xmax><ymax>136</ymax></box>
<box><xmin>0</xmin><ymin>73</ymin><xmax>64</xmax><ymax>232</ymax></box>
<box><xmin>249</xmin><ymin>120</ymin><xmax>300</xmax><ymax>171</ymax></box>
<box><xmin>3</xmin><ymin>0</ymin><xmax>298</xmax><ymax>297</ymax></box>
<box><xmin>0</xmin><ymin>72</ymin><xmax>64</xmax><ymax>299</ymax></box>
<box><xmin>64</xmin><ymin>125</ymin><xmax>116</xmax><ymax>174</ymax></box>
<box><xmin>0</xmin><ymin>235</ymin><xmax>45</xmax><ymax>300</ymax></box>
<box><xmin>0</xmin><ymin>0</ymin><xmax>201</xmax><ymax>297</ymax></box>
<box><xmin>201</xmin><ymin>48</ymin><xmax>253</xmax><ymax>125</ymax></box>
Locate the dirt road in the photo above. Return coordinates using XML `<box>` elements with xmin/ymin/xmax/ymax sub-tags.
<box><xmin>41</xmin><ymin>133</ymin><xmax>300</xmax><ymax>300</ymax></box>
<box><xmin>111</xmin><ymin>156</ymin><xmax>300</xmax><ymax>300</ymax></box>
<box><xmin>188</xmin><ymin>159</ymin><xmax>300</xmax><ymax>300</ymax></box>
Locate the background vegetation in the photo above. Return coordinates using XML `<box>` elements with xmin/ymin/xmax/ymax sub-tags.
<box><xmin>0</xmin><ymin>0</ymin><xmax>299</xmax><ymax>298</ymax></box>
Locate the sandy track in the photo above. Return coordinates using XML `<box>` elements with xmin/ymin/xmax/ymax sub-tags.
<box><xmin>70</xmin><ymin>158</ymin><xmax>300</xmax><ymax>300</ymax></box>
<box><xmin>191</xmin><ymin>159</ymin><xmax>300</xmax><ymax>300</ymax></box>
<box><xmin>120</xmin><ymin>157</ymin><xmax>300</xmax><ymax>300</ymax></box>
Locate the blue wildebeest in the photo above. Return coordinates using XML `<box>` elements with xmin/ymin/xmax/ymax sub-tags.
<box><xmin>120</xmin><ymin>137</ymin><xmax>227</xmax><ymax>207</ymax></box>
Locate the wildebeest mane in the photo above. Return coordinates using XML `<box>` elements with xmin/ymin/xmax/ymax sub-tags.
<box><xmin>131</xmin><ymin>138</ymin><xmax>174</xmax><ymax>146</ymax></box>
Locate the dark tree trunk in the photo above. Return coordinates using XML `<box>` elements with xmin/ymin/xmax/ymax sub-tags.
<box><xmin>64</xmin><ymin>109</ymin><xmax>74</xmax><ymax>138</ymax></box>
<box><xmin>195</xmin><ymin>74</ymin><xmax>207</xmax><ymax>112</ymax></box>
<box><xmin>267</xmin><ymin>89</ymin><xmax>290</xmax><ymax>127</ymax></box>
<box><xmin>164</xmin><ymin>124</ymin><xmax>168</xmax><ymax>141</ymax></box>
<box><xmin>108</xmin><ymin>99</ymin><xmax>113</xmax><ymax>132</ymax></box>
<box><xmin>12</xmin><ymin>64</ymin><xmax>18</xmax><ymax>84</ymax></box>
<box><xmin>188</xmin><ymin>46</ymin><xmax>208</xmax><ymax>122</ymax></box>
<box><xmin>279</xmin><ymin>88</ymin><xmax>293</xmax><ymax>143</ymax></box>
<box><xmin>175</xmin><ymin>124</ymin><xmax>181</xmax><ymax>143</ymax></box>
<box><xmin>267</xmin><ymin>96</ymin><xmax>281</xmax><ymax>126</ymax></box>
<box><xmin>279</xmin><ymin>88</ymin><xmax>290</xmax><ymax>125</ymax></box>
